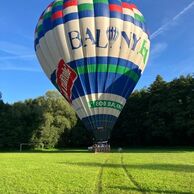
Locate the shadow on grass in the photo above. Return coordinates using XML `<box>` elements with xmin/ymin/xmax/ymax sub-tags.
<box><xmin>0</xmin><ymin>149</ymin><xmax>89</xmax><ymax>154</ymax></box>
<box><xmin>110</xmin><ymin>147</ymin><xmax>194</xmax><ymax>153</ymax></box>
<box><xmin>59</xmin><ymin>162</ymin><xmax>194</xmax><ymax>173</ymax></box>
<box><xmin>109</xmin><ymin>186</ymin><xmax>193</xmax><ymax>194</ymax></box>
<box><xmin>0</xmin><ymin>147</ymin><xmax>193</xmax><ymax>154</ymax></box>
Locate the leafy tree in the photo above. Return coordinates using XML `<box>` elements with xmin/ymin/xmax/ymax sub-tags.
<box><xmin>30</xmin><ymin>91</ymin><xmax>78</xmax><ymax>148</ymax></box>
<box><xmin>1</xmin><ymin>75</ymin><xmax>194</xmax><ymax>149</ymax></box>
<box><xmin>112</xmin><ymin>75</ymin><xmax>194</xmax><ymax>147</ymax></box>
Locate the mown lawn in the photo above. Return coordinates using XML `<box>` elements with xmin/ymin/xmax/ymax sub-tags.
<box><xmin>0</xmin><ymin>148</ymin><xmax>193</xmax><ymax>194</ymax></box>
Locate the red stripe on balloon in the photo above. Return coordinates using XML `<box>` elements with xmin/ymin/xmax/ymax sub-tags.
<box><xmin>109</xmin><ymin>4</ymin><xmax>122</xmax><ymax>13</ymax></box>
<box><xmin>122</xmin><ymin>3</ymin><xmax>137</xmax><ymax>10</ymax></box>
<box><xmin>40</xmin><ymin>2</ymin><xmax>53</xmax><ymax>20</ymax></box>
<box><xmin>52</xmin><ymin>11</ymin><xmax>63</xmax><ymax>20</ymax></box>
<box><xmin>63</xmin><ymin>0</ymin><xmax>77</xmax><ymax>8</ymax></box>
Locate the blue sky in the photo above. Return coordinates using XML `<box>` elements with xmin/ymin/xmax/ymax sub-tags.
<box><xmin>0</xmin><ymin>0</ymin><xmax>194</xmax><ymax>103</ymax></box>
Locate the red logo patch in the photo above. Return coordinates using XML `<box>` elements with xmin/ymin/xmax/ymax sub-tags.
<box><xmin>56</xmin><ymin>59</ymin><xmax>77</xmax><ymax>103</ymax></box>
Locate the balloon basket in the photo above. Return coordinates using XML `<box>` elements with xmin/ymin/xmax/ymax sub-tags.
<box><xmin>88</xmin><ymin>141</ymin><xmax>110</xmax><ymax>152</ymax></box>
<box><xmin>94</xmin><ymin>141</ymin><xmax>111</xmax><ymax>153</ymax></box>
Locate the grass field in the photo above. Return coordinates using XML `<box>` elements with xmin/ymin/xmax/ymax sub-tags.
<box><xmin>0</xmin><ymin>148</ymin><xmax>194</xmax><ymax>194</ymax></box>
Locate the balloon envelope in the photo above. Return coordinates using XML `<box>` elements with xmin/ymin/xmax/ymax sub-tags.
<box><xmin>35</xmin><ymin>0</ymin><xmax>150</xmax><ymax>142</ymax></box>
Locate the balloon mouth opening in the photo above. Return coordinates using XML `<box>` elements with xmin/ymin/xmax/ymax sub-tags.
<box><xmin>93</xmin><ymin>127</ymin><xmax>111</xmax><ymax>143</ymax></box>
<box><xmin>96</xmin><ymin>140</ymin><xmax>109</xmax><ymax>144</ymax></box>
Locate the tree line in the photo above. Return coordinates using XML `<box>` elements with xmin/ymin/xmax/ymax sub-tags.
<box><xmin>0</xmin><ymin>75</ymin><xmax>194</xmax><ymax>149</ymax></box>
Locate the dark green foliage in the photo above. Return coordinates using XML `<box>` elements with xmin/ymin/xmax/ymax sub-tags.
<box><xmin>0</xmin><ymin>75</ymin><xmax>194</xmax><ymax>149</ymax></box>
<box><xmin>30</xmin><ymin>91</ymin><xmax>78</xmax><ymax>148</ymax></box>
<box><xmin>0</xmin><ymin>91</ymin><xmax>91</xmax><ymax>149</ymax></box>
<box><xmin>0</xmin><ymin>99</ymin><xmax>44</xmax><ymax>148</ymax></box>
<box><xmin>111</xmin><ymin>75</ymin><xmax>194</xmax><ymax>146</ymax></box>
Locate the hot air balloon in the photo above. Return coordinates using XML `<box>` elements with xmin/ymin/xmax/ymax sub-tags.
<box><xmin>34</xmin><ymin>0</ymin><xmax>150</xmax><ymax>147</ymax></box>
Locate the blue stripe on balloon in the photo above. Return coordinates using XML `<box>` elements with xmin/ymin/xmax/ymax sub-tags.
<box><xmin>50</xmin><ymin>71</ymin><xmax>59</xmax><ymax>91</ymax></box>
<box><xmin>110</xmin><ymin>12</ymin><xmax>123</xmax><ymax>20</ymax></box>
<box><xmin>79</xmin><ymin>10</ymin><xmax>94</xmax><ymax>18</ymax></box>
<box><xmin>96</xmin><ymin>57</ymin><xmax>108</xmax><ymax>95</ymax></box>
<box><xmin>52</xmin><ymin>5</ymin><xmax>63</xmax><ymax>13</ymax></box>
<box><xmin>94</xmin><ymin>3</ymin><xmax>110</xmax><ymax>17</ymax></box>
<box><xmin>64</xmin><ymin>13</ymin><xmax>79</xmax><ymax>22</ymax></box>
<box><xmin>50</xmin><ymin>68</ymin><xmax>86</xmax><ymax>103</ymax></box>
<box><xmin>63</xmin><ymin>10</ymin><xmax>108</xmax><ymax>22</ymax></box>
<box><xmin>38</xmin><ymin>31</ymin><xmax>45</xmax><ymax>40</ymax></box>
<box><xmin>109</xmin><ymin>0</ymin><xmax>122</xmax><ymax>6</ymax></box>
<box><xmin>52</xmin><ymin>18</ymin><xmax>64</xmax><ymax>28</ymax></box>
<box><xmin>36</xmin><ymin>4</ymin><xmax>64</xmax><ymax>44</ymax></box>
<box><xmin>35</xmin><ymin>10</ymin><xmax>147</xmax><ymax>48</ymax></box>
<box><xmin>121</xmin><ymin>0</ymin><xmax>130</xmax><ymax>2</ymax></box>
<box><xmin>68</xmin><ymin>57</ymin><xmax>141</xmax><ymax>98</ymax></box>
<box><xmin>123</xmin><ymin>14</ymin><xmax>146</xmax><ymax>29</ymax></box>
<box><xmin>85</xmin><ymin>57</ymin><xmax>97</xmax><ymax>95</ymax></box>
<box><xmin>44</xmin><ymin>54</ymin><xmax>141</xmax><ymax>100</ymax></box>
<box><xmin>35</xmin><ymin>17</ymin><xmax>52</xmax><ymax>46</ymax></box>
<box><xmin>82</xmin><ymin>114</ymin><xmax>117</xmax><ymax>129</ymax></box>
<box><xmin>108</xmin><ymin>71</ymin><xmax>138</xmax><ymax>99</ymax></box>
<box><xmin>43</xmin><ymin>18</ymin><xmax>52</xmax><ymax>32</ymax></box>
<box><xmin>34</xmin><ymin>39</ymin><xmax>39</xmax><ymax>48</ymax></box>
<box><xmin>68</xmin><ymin>57</ymin><xmax>141</xmax><ymax>75</ymax></box>
<box><xmin>104</xmin><ymin>72</ymin><xmax>138</xmax><ymax>95</ymax></box>
<box><xmin>71</xmin><ymin>71</ymin><xmax>140</xmax><ymax>100</ymax></box>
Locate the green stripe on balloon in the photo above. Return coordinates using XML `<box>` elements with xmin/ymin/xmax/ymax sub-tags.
<box><xmin>93</xmin><ymin>0</ymin><xmax>108</xmax><ymax>4</ymax></box>
<box><xmin>134</xmin><ymin>13</ymin><xmax>145</xmax><ymax>22</ymax></box>
<box><xmin>37</xmin><ymin>25</ymin><xmax>43</xmax><ymax>33</ymax></box>
<box><xmin>36</xmin><ymin>2</ymin><xmax>145</xmax><ymax>33</ymax></box>
<box><xmin>53</xmin><ymin>1</ymin><xmax>63</xmax><ymax>7</ymax></box>
<box><xmin>44</xmin><ymin>12</ymin><xmax>52</xmax><ymax>20</ymax></box>
<box><xmin>78</xmin><ymin>3</ymin><xmax>93</xmax><ymax>12</ymax></box>
<box><xmin>43</xmin><ymin>2</ymin><xmax>63</xmax><ymax>20</ymax></box>
<box><xmin>75</xmin><ymin>64</ymin><xmax>140</xmax><ymax>82</ymax></box>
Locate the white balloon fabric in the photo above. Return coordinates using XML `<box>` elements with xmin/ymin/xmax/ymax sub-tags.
<box><xmin>35</xmin><ymin>0</ymin><xmax>150</xmax><ymax>141</ymax></box>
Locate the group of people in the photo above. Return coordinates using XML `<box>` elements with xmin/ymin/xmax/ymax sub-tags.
<box><xmin>92</xmin><ymin>143</ymin><xmax>110</xmax><ymax>152</ymax></box>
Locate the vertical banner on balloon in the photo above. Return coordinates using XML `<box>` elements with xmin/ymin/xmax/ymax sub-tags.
<box><xmin>56</xmin><ymin>59</ymin><xmax>78</xmax><ymax>103</ymax></box>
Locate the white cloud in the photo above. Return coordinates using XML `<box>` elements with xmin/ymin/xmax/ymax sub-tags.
<box><xmin>150</xmin><ymin>1</ymin><xmax>194</xmax><ymax>40</ymax></box>
<box><xmin>0</xmin><ymin>41</ymin><xmax>38</xmax><ymax>72</ymax></box>
<box><xmin>0</xmin><ymin>41</ymin><xmax>33</xmax><ymax>56</ymax></box>
<box><xmin>0</xmin><ymin>54</ymin><xmax>35</xmax><ymax>61</ymax></box>
<box><xmin>151</xmin><ymin>42</ymin><xmax>168</xmax><ymax>57</ymax></box>
<box><xmin>0</xmin><ymin>60</ymin><xmax>41</xmax><ymax>72</ymax></box>
<box><xmin>0</xmin><ymin>66</ymin><xmax>41</xmax><ymax>72</ymax></box>
<box><xmin>148</xmin><ymin>42</ymin><xmax>168</xmax><ymax>66</ymax></box>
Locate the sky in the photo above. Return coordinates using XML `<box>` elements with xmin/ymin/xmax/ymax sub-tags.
<box><xmin>0</xmin><ymin>0</ymin><xmax>194</xmax><ymax>103</ymax></box>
